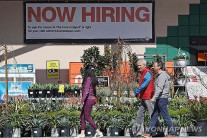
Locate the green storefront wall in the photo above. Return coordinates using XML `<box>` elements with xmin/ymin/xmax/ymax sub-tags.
<box><xmin>145</xmin><ymin>0</ymin><xmax>207</xmax><ymax>64</ymax></box>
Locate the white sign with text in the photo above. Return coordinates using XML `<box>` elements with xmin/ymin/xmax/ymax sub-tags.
<box><xmin>25</xmin><ymin>3</ymin><xmax>153</xmax><ymax>40</ymax></box>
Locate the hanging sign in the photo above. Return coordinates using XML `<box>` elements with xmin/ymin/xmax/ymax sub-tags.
<box><xmin>47</xmin><ymin>60</ymin><xmax>60</xmax><ymax>79</ymax></box>
<box><xmin>97</xmin><ymin>76</ymin><xmax>109</xmax><ymax>87</ymax></box>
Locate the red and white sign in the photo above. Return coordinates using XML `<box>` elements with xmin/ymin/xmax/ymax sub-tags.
<box><xmin>25</xmin><ymin>3</ymin><xmax>153</xmax><ymax>43</ymax></box>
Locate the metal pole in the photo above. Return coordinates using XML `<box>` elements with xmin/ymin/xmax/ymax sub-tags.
<box><xmin>4</xmin><ymin>45</ymin><xmax>8</xmax><ymax>104</ymax></box>
<box><xmin>117</xmin><ymin>38</ymin><xmax>122</xmax><ymax>109</ymax></box>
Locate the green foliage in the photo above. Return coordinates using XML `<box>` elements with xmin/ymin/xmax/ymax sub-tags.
<box><xmin>31</xmin><ymin>117</ymin><xmax>47</xmax><ymax>128</ymax></box>
<box><xmin>178</xmin><ymin>74</ymin><xmax>186</xmax><ymax>78</ymax></box>
<box><xmin>0</xmin><ymin>93</ymin><xmax>202</xmax><ymax>132</ymax></box>
<box><xmin>128</xmin><ymin>52</ymin><xmax>138</xmax><ymax>73</ymax></box>
<box><xmin>128</xmin><ymin>81</ymin><xmax>139</xmax><ymax>91</ymax></box>
<box><xmin>154</xmin><ymin>55</ymin><xmax>162</xmax><ymax>62</ymax></box>
<box><xmin>92</xmin><ymin>111</ymin><xmax>108</xmax><ymax>129</ymax></box>
<box><xmin>146</xmin><ymin>61</ymin><xmax>154</xmax><ymax>69</ymax></box>
<box><xmin>109</xmin><ymin>118</ymin><xmax>124</xmax><ymax>129</ymax></box>
<box><xmin>80</xmin><ymin>46</ymin><xmax>111</xmax><ymax>76</ymax></box>
<box><xmin>71</xmin><ymin>85</ymin><xmax>80</xmax><ymax>90</ymax></box>
<box><xmin>146</xmin><ymin>55</ymin><xmax>163</xmax><ymax>69</ymax></box>
<box><xmin>57</xmin><ymin>117</ymin><xmax>70</xmax><ymax>127</ymax></box>
<box><xmin>64</xmin><ymin>84</ymin><xmax>71</xmax><ymax>91</ymax></box>
<box><xmin>52</xmin><ymin>84</ymin><xmax>59</xmax><ymax>91</ymax></box>
<box><xmin>28</xmin><ymin>83</ymin><xmax>39</xmax><ymax>90</ymax></box>
<box><xmin>45</xmin><ymin>83</ymin><xmax>54</xmax><ymax>91</ymax></box>
<box><xmin>96</xmin><ymin>87</ymin><xmax>111</xmax><ymax>97</ymax></box>
<box><xmin>68</xmin><ymin>111</ymin><xmax>81</xmax><ymax>128</ymax></box>
<box><xmin>112</xmin><ymin>53</ymin><xmax>118</xmax><ymax>71</ymax></box>
<box><xmin>173</xmin><ymin>54</ymin><xmax>189</xmax><ymax>60</ymax></box>
<box><xmin>189</xmin><ymin>100</ymin><xmax>207</xmax><ymax>120</ymax></box>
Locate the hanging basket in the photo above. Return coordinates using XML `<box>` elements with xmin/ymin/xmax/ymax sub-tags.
<box><xmin>177</xmin><ymin>78</ymin><xmax>186</xmax><ymax>85</ymax></box>
<box><xmin>176</xmin><ymin>59</ymin><xmax>187</xmax><ymax>67</ymax></box>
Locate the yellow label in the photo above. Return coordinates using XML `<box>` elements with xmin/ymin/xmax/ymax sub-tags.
<box><xmin>59</xmin><ymin>84</ymin><xmax>64</xmax><ymax>93</ymax></box>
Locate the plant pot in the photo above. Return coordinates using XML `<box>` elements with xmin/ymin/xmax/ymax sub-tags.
<box><xmin>85</xmin><ymin>126</ymin><xmax>95</xmax><ymax>136</ymax></box>
<box><xmin>31</xmin><ymin>128</ymin><xmax>42</xmax><ymax>137</ymax></box>
<box><xmin>0</xmin><ymin>129</ymin><xmax>2</xmax><ymax>137</ymax></box>
<box><xmin>177</xmin><ymin>78</ymin><xmax>186</xmax><ymax>85</ymax></box>
<box><xmin>12</xmin><ymin>128</ymin><xmax>21</xmax><ymax>137</ymax></box>
<box><xmin>46</xmin><ymin>90</ymin><xmax>53</xmax><ymax>98</ymax></box>
<box><xmin>21</xmin><ymin>128</ymin><xmax>31</xmax><ymax>137</ymax></box>
<box><xmin>174</xmin><ymin>127</ymin><xmax>180</xmax><ymax>136</ymax></box>
<box><xmin>110</xmin><ymin>128</ymin><xmax>121</xmax><ymax>136</ymax></box>
<box><xmin>195</xmin><ymin>119</ymin><xmax>207</xmax><ymax>136</ymax></box>
<box><xmin>28</xmin><ymin>90</ymin><xmax>38</xmax><ymax>98</ymax></box>
<box><xmin>53</xmin><ymin>90</ymin><xmax>62</xmax><ymax>98</ymax></box>
<box><xmin>179</xmin><ymin>127</ymin><xmax>188</xmax><ymax>136</ymax></box>
<box><xmin>3</xmin><ymin>128</ymin><xmax>13</xmax><ymax>137</ymax></box>
<box><xmin>43</xmin><ymin>126</ymin><xmax>51</xmax><ymax>137</ymax></box>
<box><xmin>176</xmin><ymin>59</ymin><xmax>187</xmax><ymax>67</ymax></box>
<box><xmin>74</xmin><ymin>89</ymin><xmax>80</xmax><ymax>96</ymax></box>
<box><xmin>51</xmin><ymin>128</ymin><xmax>60</xmax><ymax>137</ymax></box>
<box><xmin>38</xmin><ymin>90</ymin><xmax>46</xmax><ymax>98</ymax></box>
<box><xmin>60</xmin><ymin>127</ymin><xmax>69</xmax><ymax>137</ymax></box>
<box><xmin>124</xmin><ymin>127</ymin><xmax>131</xmax><ymax>136</ymax></box>
<box><xmin>70</xmin><ymin>127</ymin><xmax>78</xmax><ymax>136</ymax></box>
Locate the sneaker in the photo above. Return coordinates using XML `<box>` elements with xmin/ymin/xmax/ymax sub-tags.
<box><xmin>141</xmin><ymin>133</ymin><xmax>151</xmax><ymax>138</ymax></box>
<box><xmin>74</xmin><ymin>134</ymin><xmax>85</xmax><ymax>138</ymax></box>
<box><xmin>92</xmin><ymin>132</ymin><xmax>103</xmax><ymax>138</ymax></box>
<box><xmin>165</xmin><ymin>134</ymin><xmax>175</xmax><ymax>137</ymax></box>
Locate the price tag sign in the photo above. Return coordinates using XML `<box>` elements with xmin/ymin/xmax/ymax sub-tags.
<box><xmin>59</xmin><ymin>84</ymin><xmax>64</xmax><ymax>93</ymax></box>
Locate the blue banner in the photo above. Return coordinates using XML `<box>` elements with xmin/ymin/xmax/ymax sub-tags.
<box><xmin>0</xmin><ymin>64</ymin><xmax>34</xmax><ymax>74</ymax></box>
<box><xmin>0</xmin><ymin>82</ymin><xmax>32</xmax><ymax>103</ymax></box>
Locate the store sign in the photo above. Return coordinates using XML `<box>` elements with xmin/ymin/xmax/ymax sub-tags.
<box><xmin>69</xmin><ymin>62</ymin><xmax>83</xmax><ymax>85</ymax></box>
<box><xmin>47</xmin><ymin>60</ymin><xmax>60</xmax><ymax>79</ymax></box>
<box><xmin>0</xmin><ymin>64</ymin><xmax>34</xmax><ymax>74</ymax></box>
<box><xmin>0</xmin><ymin>82</ymin><xmax>32</xmax><ymax>103</ymax></box>
<box><xmin>97</xmin><ymin>76</ymin><xmax>109</xmax><ymax>87</ymax></box>
<box><xmin>25</xmin><ymin>3</ymin><xmax>154</xmax><ymax>43</ymax></box>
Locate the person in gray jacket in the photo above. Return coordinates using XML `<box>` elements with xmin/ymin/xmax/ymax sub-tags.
<box><xmin>142</xmin><ymin>61</ymin><xmax>175</xmax><ymax>137</ymax></box>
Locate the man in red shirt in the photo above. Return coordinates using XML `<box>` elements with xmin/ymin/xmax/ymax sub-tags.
<box><xmin>132</xmin><ymin>59</ymin><xmax>161</xmax><ymax>136</ymax></box>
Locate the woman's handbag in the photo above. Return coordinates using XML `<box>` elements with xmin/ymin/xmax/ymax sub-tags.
<box><xmin>95</xmin><ymin>96</ymin><xmax>98</xmax><ymax>104</ymax></box>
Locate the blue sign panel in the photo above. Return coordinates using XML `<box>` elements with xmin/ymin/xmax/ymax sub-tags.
<box><xmin>0</xmin><ymin>64</ymin><xmax>34</xmax><ymax>74</ymax></box>
<box><xmin>0</xmin><ymin>82</ymin><xmax>32</xmax><ymax>103</ymax></box>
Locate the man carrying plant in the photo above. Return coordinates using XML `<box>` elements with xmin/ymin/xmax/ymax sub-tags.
<box><xmin>131</xmin><ymin>59</ymin><xmax>161</xmax><ymax>136</ymax></box>
<box><xmin>142</xmin><ymin>61</ymin><xmax>175</xmax><ymax>137</ymax></box>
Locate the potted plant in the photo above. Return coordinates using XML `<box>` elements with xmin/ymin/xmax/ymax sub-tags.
<box><xmin>122</xmin><ymin>113</ymin><xmax>135</xmax><ymax>136</ymax></box>
<box><xmin>10</xmin><ymin>113</ymin><xmax>23</xmax><ymax>137</ymax></box>
<box><xmin>1</xmin><ymin>114</ymin><xmax>13</xmax><ymax>137</ymax></box>
<box><xmin>52</xmin><ymin>84</ymin><xmax>60</xmax><ymax>98</ymax></box>
<box><xmin>45</xmin><ymin>84</ymin><xmax>54</xmax><ymax>98</ymax></box>
<box><xmin>96</xmin><ymin>87</ymin><xmax>111</xmax><ymax>104</ymax></box>
<box><xmin>71</xmin><ymin>85</ymin><xmax>80</xmax><ymax>97</ymax></box>
<box><xmin>28</xmin><ymin>84</ymin><xmax>38</xmax><ymax>98</ymax></box>
<box><xmin>177</xmin><ymin>74</ymin><xmax>186</xmax><ymax>86</ymax></box>
<box><xmin>58</xmin><ymin>116</ymin><xmax>70</xmax><ymax>137</ymax></box>
<box><xmin>93</xmin><ymin>111</ymin><xmax>108</xmax><ymax>136</ymax></box>
<box><xmin>173</xmin><ymin>54</ymin><xmax>189</xmax><ymax>67</ymax></box>
<box><xmin>107</xmin><ymin>110</ymin><xmax>124</xmax><ymax>136</ymax></box>
<box><xmin>189</xmin><ymin>100</ymin><xmax>207</xmax><ymax>136</ymax></box>
<box><xmin>37</xmin><ymin>84</ymin><xmax>47</xmax><ymax>98</ymax></box>
<box><xmin>64</xmin><ymin>84</ymin><xmax>71</xmax><ymax>98</ymax></box>
<box><xmin>108</xmin><ymin>118</ymin><xmax>124</xmax><ymax>136</ymax></box>
<box><xmin>31</xmin><ymin>115</ymin><xmax>47</xmax><ymax>137</ymax></box>
<box><xmin>128</xmin><ymin>81</ymin><xmax>139</xmax><ymax>94</ymax></box>
<box><xmin>85</xmin><ymin>122</ymin><xmax>96</xmax><ymax>136</ymax></box>
<box><xmin>68</xmin><ymin>111</ymin><xmax>81</xmax><ymax>136</ymax></box>
<box><xmin>47</xmin><ymin>112</ymin><xmax>61</xmax><ymax>137</ymax></box>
